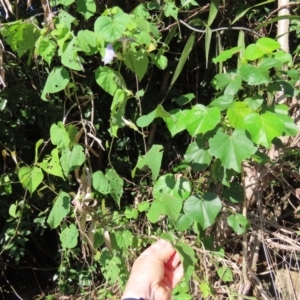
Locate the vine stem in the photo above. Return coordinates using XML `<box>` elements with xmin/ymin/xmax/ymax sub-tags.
<box><xmin>240</xmin><ymin>163</ymin><xmax>251</xmax><ymax>299</ymax></box>
<box><xmin>179</xmin><ymin>19</ymin><xmax>263</xmax><ymax>37</ymax></box>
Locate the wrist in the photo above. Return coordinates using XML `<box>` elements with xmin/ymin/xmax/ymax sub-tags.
<box><xmin>122</xmin><ymin>277</ymin><xmax>150</xmax><ymax>300</ymax></box>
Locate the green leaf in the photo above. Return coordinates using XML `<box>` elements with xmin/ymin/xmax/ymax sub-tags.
<box><xmin>112</xmin><ymin>230</ymin><xmax>133</xmax><ymax>250</ymax></box>
<box><xmin>184</xmin><ymin>104</ymin><xmax>220</xmax><ymax>136</ymax></box>
<box><xmin>124</xmin><ymin>49</ymin><xmax>149</xmax><ymax>81</ymax></box>
<box><xmin>35</xmin><ymin>36</ymin><xmax>56</xmax><ymax>66</ymax></box>
<box><xmin>59</xmin><ymin>0</ymin><xmax>74</xmax><ymax>6</ymax></box>
<box><xmin>231</xmin><ymin>0</ymin><xmax>275</xmax><ymax>25</ymax></box>
<box><xmin>60</xmin><ymin>147</ymin><xmax>71</xmax><ymax>177</ymax></box>
<box><xmin>277</xmin><ymin>114</ymin><xmax>298</xmax><ymax>136</ymax></box>
<box><xmin>124</xmin><ymin>207</ymin><xmax>138</xmax><ymax>219</ymax></box>
<box><xmin>239</xmin><ymin>64</ymin><xmax>269</xmax><ymax>85</ymax></box>
<box><xmin>47</xmin><ymin>191</ymin><xmax>71</xmax><ymax>229</ymax></box>
<box><xmin>61</xmin><ymin>38</ymin><xmax>82</xmax><ymax>71</ymax></box>
<box><xmin>92</xmin><ymin>171</ymin><xmax>110</xmax><ymax>194</ymax></box>
<box><xmin>175</xmin><ymin>241</ymin><xmax>196</xmax><ymax>282</ymax></box>
<box><xmin>9</xmin><ymin>203</ymin><xmax>20</xmax><ymax>218</ymax></box>
<box><xmin>132</xmin><ymin>144</ymin><xmax>163</xmax><ymax>181</ymax></box>
<box><xmin>76</xmin><ymin>0</ymin><xmax>96</xmax><ymax>19</ymax></box>
<box><xmin>57</xmin><ymin>10</ymin><xmax>76</xmax><ymax>29</ymax></box>
<box><xmin>211</xmin><ymin>72</ymin><xmax>242</xmax><ymax>95</ymax></box>
<box><xmin>68</xmin><ymin>144</ymin><xmax>85</xmax><ymax>171</ymax></box>
<box><xmin>174</xmin><ymin>93</ymin><xmax>195</xmax><ymax>106</ymax></box>
<box><xmin>257</xmin><ymin>57</ymin><xmax>282</xmax><ymax>73</ymax></box>
<box><xmin>164</xmin><ymin>2</ymin><xmax>179</xmax><ymax>20</ymax></box>
<box><xmin>66</xmin><ymin>124</ymin><xmax>79</xmax><ymax>146</ymax></box>
<box><xmin>175</xmin><ymin>214</ymin><xmax>193</xmax><ymax>231</ymax></box>
<box><xmin>165</xmin><ymin>109</ymin><xmax>189</xmax><ymax>137</ymax></box>
<box><xmin>184</xmin><ymin>141</ymin><xmax>212</xmax><ymax>171</ymax></box>
<box><xmin>34</xmin><ymin>139</ymin><xmax>44</xmax><ymax>164</ymax></box>
<box><xmin>77</xmin><ymin>30</ymin><xmax>98</xmax><ymax>55</ymax></box>
<box><xmin>242</xmin><ymin>112</ymin><xmax>285</xmax><ymax>148</ymax></box>
<box><xmin>244</xmin><ymin>96</ymin><xmax>264</xmax><ymax>110</ymax></box>
<box><xmin>227</xmin><ymin>213</ymin><xmax>250</xmax><ymax>235</ymax></box>
<box><xmin>207</xmin><ymin>0</ymin><xmax>219</xmax><ymax>27</ymax></box>
<box><xmin>147</xmin><ymin>200</ymin><xmax>165</xmax><ymax>223</ymax></box>
<box><xmin>137</xmin><ymin>104</ymin><xmax>172</xmax><ymax>127</ymax></box>
<box><xmin>227</xmin><ymin>102</ymin><xmax>252</xmax><ymax>128</ymax></box>
<box><xmin>183</xmin><ymin>193</ymin><xmax>222</xmax><ymax>229</ymax></box>
<box><xmin>205</xmin><ymin>27</ymin><xmax>212</xmax><ymax>68</ymax></box>
<box><xmin>106</xmin><ymin>169</ymin><xmax>124</xmax><ymax>207</ymax></box>
<box><xmin>213</xmin><ymin>46</ymin><xmax>241</xmax><ymax>63</ymax></box>
<box><xmin>217</xmin><ymin>265</ymin><xmax>233</xmax><ymax>282</ymax></box>
<box><xmin>60</xmin><ymin>223</ymin><xmax>78</xmax><ymax>249</ymax></box>
<box><xmin>154</xmin><ymin>54</ymin><xmax>168</xmax><ymax>70</ymax></box>
<box><xmin>211</xmin><ymin>159</ymin><xmax>236</xmax><ymax>187</ymax></box>
<box><xmin>223</xmin><ymin>182</ymin><xmax>244</xmax><ymax>203</ymax></box>
<box><xmin>18</xmin><ymin>166</ymin><xmax>43</xmax><ymax>194</ymax></box>
<box><xmin>209</xmin><ymin>129</ymin><xmax>257</xmax><ymax>172</ymax></box>
<box><xmin>244</xmin><ymin>38</ymin><xmax>280</xmax><ymax>60</ymax></box>
<box><xmin>50</xmin><ymin>122</ymin><xmax>70</xmax><ymax>148</ymax></box>
<box><xmin>209</xmin><ymin>95</ymin><xmax>234</xmax><ymax>110</ymax></box>
<box><xmin>41</xmin><ymin>67</ymin><xmax>70</xmax><ymax>101</ymax></box>
<box><xmin>148</xmin><ymin>174</ymin><xmax>191</xmax><ymax>223</ymax></box>
<box><xmin>94</xmin><ymin>13</ymin><xmax>130</xmax><ymax>42</ymax></box>
<box><xmin>138</xmin><ymin>201</ymin><xmax>150</xmax><ymax>212</ymax></box>
<box><xmin>1</xmin><ymin>23</ymin><xmax>40</xmax><ymax>57</ymax></box>
<box><xmin>273</xmin><ymin>50</ymin><xmax>293</xmax><ymax>66</ymax></box>
<box><xmin>256</xmin><ymin>37</ymin><xmax>280</xmax><ymax>54</ymax></box>
<box><xmin>199</xmin><ymin>282</ymin><xmax>214</xmax><ymax>298</ymax></box>
<box><xmin>170</xmin><ymin>33</ymin><xmax>195</xmax><ymax>87</ymax></box>
<box><xmin>95</xmin><ymin>66</ymin><xmax>126</xmax><ymax>96</ymax></box>
<box><xmin>40</xmin><ymin>148</ymin><xmax>64</xmax><ymax>178</ymax></box>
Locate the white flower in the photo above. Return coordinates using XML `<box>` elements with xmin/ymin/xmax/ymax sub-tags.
<box><xmin>102</xmin><ymin>43</ymin><xmax>115</xmax><ymax>65</ymax></box>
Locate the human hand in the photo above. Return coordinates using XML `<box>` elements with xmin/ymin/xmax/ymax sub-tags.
<box><xmin>122</xmin><ymin>239</ymin><xmax>184</xmax><ymax>300</ymax></box>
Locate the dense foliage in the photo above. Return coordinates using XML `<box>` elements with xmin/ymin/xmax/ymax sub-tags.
<box><xmin>0</xmin><ymin>0</ymin><xmax>300</xmax><ymax>299</ymax></box>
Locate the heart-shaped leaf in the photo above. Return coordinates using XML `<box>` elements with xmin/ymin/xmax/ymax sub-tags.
<box><xmin>183</xmin><ymin>193</ymin><xmax>222</xmax><ymax>229</ymax></box>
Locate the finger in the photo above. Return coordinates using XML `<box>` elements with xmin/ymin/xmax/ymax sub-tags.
<box><xmin>165</xmin><ymin>251</ymin><xmax>181</xmax><ymax>270</ymax></box>
<box><xmin>140</xmin><ymin>239</ymin><xmax>176</xmax><ymax>262</ymax></box>
<box><xmin>171</xmin><ymin>263</ymin><xmax>184</xmax><ymax>288</ymax></box>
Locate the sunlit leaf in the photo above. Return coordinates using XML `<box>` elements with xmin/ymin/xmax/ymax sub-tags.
<box><xmin>184</xmin><ymin>141</ymin><xmax>212</xmax><ymax>171</ymax></box>
<box><xmin>47</xmin><ymin>191</ymin><xmax>71</xmax><ymax>229</ymax></box>
<box><xmin>175</xmin><ymin>241</ymin><xmax>196</xmax><ymax>282</ymax></box>
<box><xmin>95</xmin><ymin>66</ymin><xmax>126</xmax><ymax>96</ymax></box>
<box><xmin>137</xmin><ymin>104</ymin><xmax>171</xmax><ymax>127</ymax></box>
<box><xmin>242</xmin><ymin>111</ymin><xmax>285</xmax><ymax>148</ymax></box>
<box><xmin>217</xmin><ymin>265</ymin><xmax>233</xmax><ymax>282</ymax></box>
<box><xmin>227</xmin><ymin>102</ymin><xmax>252</xmax><ymax>128</ymax></box>
<box><xmin>209</xmin><ymin>129</ymin><xmax>257</xmax><ymax>172</ymax></box>
<box><xmin>164</xmin><ymin>2</ymin><xmax>179</xmax><ymax>19</ymax></box>
<box><xmin>94</xmin><ymin>13</ymin><xmax>130</xmax><ymax>42</ymax></box>
<box><xmin>68</xmin><ymin>144</ymin><xmax>85</xmax><ymax>171</ymax></box>
<box><xmin>60</xmin><ymin>223</ymin><xmax>78</xmax><ymax>249</ymax></box>
<box><xmin>124</xmin><ymin>49</ymin><xmax>149</xmax><ymax>81</ymax></box>
<box><xmin>148</xmin><ymin>174</ymin><xmax>191</xmax><ymax>223</ymax></box>
<box><xmin>76</xmin><ymin>0</ymin><xmax>96</xmax><ymax>19</ymax></box>
<box><xmin>227</xmin><ymin>213</ymin><xmax>250</xmax><ymax>235</ymax></box>
<box><xmin>165</xmin><ymin>109</ymin><xmax>189</xmax><ymax>137</ymax></box>
<box><xmin>184</xmin><ymin>104</ymin><xmax>220</xmax><ymax>136</ymax></box>
<box><xmin>50</xmin><ymin>122</ymin><xmax>70</xmax><ymax>148</ymax></box>
<box><xmin>41</xmin><ymin>67</ymin><xmax>70</xmax><ymax>101</ymax></box>
<box><xmin>170</xmin><ymin>33</ymin><xmax>195</xmax><ymax>86</ymax></box>
<box><xmin>132</xmin><ymin>144</ymin><xmax>163</xmax><ymax>181</ymax></box>
<box><xmin>184</xmin><ymin>193</ymin><xmax>222</xmax><ymax>229</ymax></box>
<box><xmin>213</xmin><ymin>46</ymin><xmax>241</xmax><ymax>63</ymax></box>
<box><xmin>18</xmin><ymin>166</ymin><xmax>44</xmax><ymax>194</ymax></box>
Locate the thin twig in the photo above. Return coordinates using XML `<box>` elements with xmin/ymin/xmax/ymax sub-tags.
<box><xmin>179</xmin><ymin>19</ymin><xmax>263</xmax><ymax>37</ymax></box>
<box><xmin>265</xmin><ymin>2</ymin><xmax>300</xmax><ymax>21</ymax></box>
